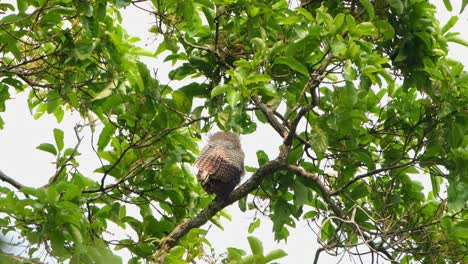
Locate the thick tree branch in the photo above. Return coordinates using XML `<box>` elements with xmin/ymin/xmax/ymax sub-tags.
<box><xmin>156</xmin><ymin>157</ymin><xmax>288</xmax><ymax>258</ymax></box>
<box><xmin>0</xmin><ymin>170</ymin><xmax>24</xmax><ymax>190</ymax></box>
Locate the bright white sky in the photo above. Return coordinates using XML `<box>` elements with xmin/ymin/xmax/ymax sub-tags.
<box><xmin>0</xmin><ymin>1</ymin><xmax>467</xmax><ymax>263</ymax></box>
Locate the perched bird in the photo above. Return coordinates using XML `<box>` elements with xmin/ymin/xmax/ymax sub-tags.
<box><xmin>195</xmin><ymin>132</ymin><xmax>245</xmax><ymax>198</ymax></box>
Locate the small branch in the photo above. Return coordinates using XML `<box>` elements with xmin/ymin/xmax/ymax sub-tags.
<box><xmin>313</xmin><ymin>247</ymin><xmax>324</xmax><ymax>264</ymax></box>
<box><xmin>43</xmin><ymin>125</ymin><xmax>84</xmax><ymax>188</ymax></box>
<box><xmin>284</xmin><ymin>103</ymin><xmax>316</xmax><ymax>146</ymax></box>
<box><xmin>330</xmin><ymin>161</ymin><xmax>416</xmax><ymax>196</ymax></box>
<box><xmin>0</xmin><ymin>170</ymin><xmax>24</xmax><ymax>190</ymax></box>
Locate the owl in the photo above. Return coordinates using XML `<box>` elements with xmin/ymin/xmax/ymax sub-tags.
<box><xmin>195</xmin><ymin>132</ymin><xmax>245</xmax><ymax>198</ymax></box>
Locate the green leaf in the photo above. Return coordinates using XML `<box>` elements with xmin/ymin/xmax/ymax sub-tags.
<box><xmin>211</xmin><ymin>84</ymin><xmax>232</xmax><ymax>98</ymax></box>
<box><xmin>387</xmin><ymin>0</ymin><xmax>404</xmax><ymax>14</ymax></box>
<box><xmin>33</xmin><ymin>103</ymin><xmax>47</xmax><ymax>120</ymax></box>
<box><xmin>321</xmin><ymin>220</ymin><xmax>336</xmax><ymax>241</ymax></box>
<box><xmin>53</xmin><ymin>128</ymin><xmax>64</xmax><ymax>152</ymax></box>
<box><xmin>73</xmin><ymin>41</ymin><xmax>96</xmax><ymax>60</ymax></box>
<box><xmin>309</xmin><ymin>125</ymin><xmax>328</xmax><ymax>158</ymax></box>
<box><xmin>358</xmin><ymin>0</ymin><xmax>374</xmax><ymax>20</ymax></box>
<box><xmin>21</xmin><ymin>186</ymin><xmax>46</xmax><ymax>200</ymax></box>
<box><xmin>451</xmin><ymin>222</ymin><xmax>468</xmax><ymax>239</ymax></box>
<box><xmin>227</xmin><ymin>247</ymin><xmax>246</xmax><ymax>261</ymax></box>
<box><xmin>349</xmin><ymin>182</ymin><xmax>369</xmax><ymax>200</ymax></box>
<box><xmin>430</xmin><ymin>172</ymin><xmax>441</xmax><ymax>198</ymax></box>
<box><xmin>447</xmin><ymin>177</ymin><xmax>468</xmax><ymax>211</ymax></box>
<box><xmin>46</xmin><ymin>185</ymin><xmax>59</xmax><ymax>204</ymax></box>
<box><xmin>98</xmin><ymin>123</ymin><xmax>114</xmax><ymax>151</ymax></box>
<box><xmin>254</xmin><ymin>83</ymin><xmax>277</xmax><ymax>97</ymax></box>
<box><xmin>239</xmin><ymin>196</ymin><xmax>247</xmax><ymax>212</ymax></box>
<box><xmin>247</xmin><ymin>236</ymin><xmax>264</xmax><ymax>256</ymax></box>
<box><xmin>442</xmin><ymin>16</ymin><xmax>458</xmax><ymax>34</ymax></box>
<box><xmin>293</xmin><ymin>180</ymin><xmax>308</xmax><ymax>206</ymax></box>
<box><xmin>248</xmin><ymin>219</ymin><xmax>260</xmax><ymax>234</ymax></box>
<box><xmin>343</xmin><ymin>60</ymin><xmax>356</xmax><ymax>81</ymax></box>
<box><xmin>274</xmin><ymin>57</ymin><xmax>309</xmax><ymax>77</ymax></box>
<box><xmin>53</xmin><ymin>107</ymin><xmax>64</xmax><ymax>123</ymax></box>
<box><xmin>446</xmin><ymin>34</ymin><xmax>468</xmax><ymax>47</ymax></box>
<box><xmin>68</xmin><ymin>224</ymin><xmax>83</xmax><ymax>244</ymax></box>
<box><xmin>303</xmin><ymin>210</ymin><xmax>318</xmax><ymax>219</ymax></box>
<box><xmin>0</xmin><ymin>14</ymin><xmax>24</xmax><ymax>24</ymax></box>
<box><xmin>264</xmin><ymin>249</ymin><xmax>287</xmax><ymax>263</ymax></box>
<box><xmin>443</xmin><ymin>0</ymin><xmax>452</xmax><ymax>11</ymax></box>
<box><xmin>239</xmin><ymin>255</ymin><xmax>255</xmax><ymax>264</ymax></box>
<box><xmin>351</xmin><ymin>22</ymin><xmax>377</xmax><ymax>36</ymax></box>
<box><xmin>167</xmin><ymin>246</ymin><xmax>185</xmax><ymax>258</ymax></box>
<box><xmin>448</xmin><ymin>123</ymin><xmax>463</xmax><ymax>148</ymax></box>
<box><xmin>352</xmin><ymin>149</ymin><xmax>375</xmax><ymax>170</ymax></box>
<box><xmin>256</xmin><ymin>150</ymin><xmax>269</xmax><ymax>166</ymax></box>
<box><xmin>92</xmin><ymin>82</ymin><xmax>116</xmax><ymax>101</ymax></box>
<box><xmin>375</xmin><ymin>19</ymin><xmax>395</xmax><ymax>40</ymax></box>
<box><xmin>251</xmin><ymin>37</ymin><xmax>266</xmax><ymax>56</ymax></box>
<box><xmin>16</xmin><ymin>0</ymin><xmax>28</xmax><ymax>13</ymax></box>
<box><xmin>36</xmin><ymin>143</ymin><xmax>57</xmax><ymax>156</ymax></box>
<box><xmin>246</xmin><ymin>74</ymin><xmax>271</xmax><ymax>85</ymax></box>
<box><xmin>63</xmin><ymin>184</ymin><xmax>81</xmax><ymax>201</ymax></box>
<box><xmin>0</xmin><ymin>3</ymin><xmax>15</xmax><ymax>12</ymax></box>
<box><xmin>295</xmin><ymin>7</ymin><xmax>314</xmax><ymax>22</ymax></box>
<box><xmin>173</xmin><ymin>90</ymin><xmax>192</xmax><ymax>113</ymax></box>
<box><xmin>462</xmin><ymin>0</ymin><xmax>468</xmax><ymax>13</ymax></box>
<box><xmin>226</xmin><ymin>89</ymin><xmax>241</xmax><ymax>107</ymax></box>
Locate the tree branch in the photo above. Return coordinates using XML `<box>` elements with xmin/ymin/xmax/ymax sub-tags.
<box><xmin>330</xmin><ymin>161</ymin><xmax>416</xmax><ymax>196</ymax></box>
<box><xmin>155</xmin><ymin>158</ymin><xmax>288</xmax><ymax>258</ymax></box>
<box><xmin>287</xmin><ymin>165</ymin><xmax>342</xmax><ymax>215</ymax></box>
<box><xmin>287</xmin><ymin>164</ymin><xmax>395</xmax><ymax>262</ymax></box>
<box><xmin>0</xmin><ymin>252</ymin><xmax>44</xmax><ymax>264</ymax></box>
<box><xmin>0</xmin><ymin>170</ymin><xmax>24</xmax><ymax>190</ymax></box>
<box><xmin>251</xmin><ymin>96</ymin><xmax>289</xmax><ymax>138</ymax></box>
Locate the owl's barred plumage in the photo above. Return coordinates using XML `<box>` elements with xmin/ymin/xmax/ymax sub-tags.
<box><xmin>195</xmin><ymin>132</ymin><xmax>245</xmax><ymax>198</ymax></box>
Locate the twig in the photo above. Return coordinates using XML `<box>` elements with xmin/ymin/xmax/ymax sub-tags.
<box><xmin>43</xmin><ymin>125</ymin><xmax>84</xmax><ymax>188</ymax></box>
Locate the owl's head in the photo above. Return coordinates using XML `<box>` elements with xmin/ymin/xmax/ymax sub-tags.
<box><xmin>208</xmin><ymin>131</ymin><xmax>242</xmax><ymax>149</ymax></box>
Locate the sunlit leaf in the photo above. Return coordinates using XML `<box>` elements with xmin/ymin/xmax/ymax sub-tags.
<box><xmin>36</xmin><ymin>143</ymin><xmax>57</xmax><ymax>156</ymax></box>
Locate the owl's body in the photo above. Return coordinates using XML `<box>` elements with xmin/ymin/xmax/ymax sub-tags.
<box><xmin>195</xmin><ymin>132</ymin><xmax>245</xmax><ymax>198</ymax></box>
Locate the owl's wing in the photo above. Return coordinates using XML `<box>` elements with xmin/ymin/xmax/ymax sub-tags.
<box><xmin>195</xmin><ymin>145</ymin><xmax>242</xmax><ymax>184</ymax></box>
<box><xmin>213</xmin><ymin>160</ymin><xmax>243</xmax><ymax>184</ymax></box>
<box><xmin>195</xmin><ymin>145</ymin><xmax>224</xmax><ymax>183</ymax></box>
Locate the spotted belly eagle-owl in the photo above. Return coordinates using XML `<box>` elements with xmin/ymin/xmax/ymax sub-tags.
<box><xmin>195</xmin><ymin>132</ymin><xmax>245</xmax><ymax>198</ymax></box>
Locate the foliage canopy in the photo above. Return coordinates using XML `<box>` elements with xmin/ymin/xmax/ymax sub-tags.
<box><xmin>0</xmin><ymin>0</ymin><xmax>467</xmax><ymax>263</ymax></box>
